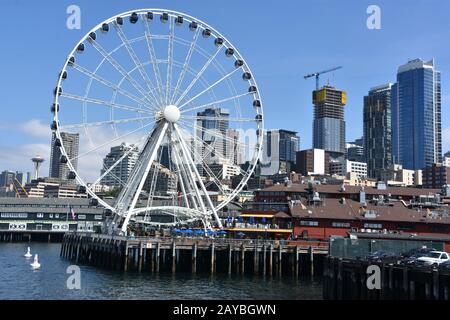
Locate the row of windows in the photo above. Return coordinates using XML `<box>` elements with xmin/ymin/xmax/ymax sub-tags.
<box><xmin>299</xmin><ymin>221</ymin><xmax>379</xmax><ymax>229</ymax></box>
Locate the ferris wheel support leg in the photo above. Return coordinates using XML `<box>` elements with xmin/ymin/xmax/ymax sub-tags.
<box><xmin>170</xmin><ymin>139</ymin><xmax>192</xmax><ymax>209</ymax></box>
<box><xmin>174</xmin><ymin>124</ymin><xmax>223</xmax><ymax>229</ymax></box>
<box><xmin>120</xmin><ymin>122</ymin><xmax>169</xmax><ymax>235</ymax></box>
<box><xmin>173</xmin><ymin>128</ymin><xmax>208</xmax><ymax>220</ymax></box>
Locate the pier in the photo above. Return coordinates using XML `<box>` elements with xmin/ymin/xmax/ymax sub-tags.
<box><xmin>323</xmin><ymin>256</ymin><xmax>450</xmax><ymax>300</ymax></box>
<box><xmin>61</xmin><ymin>233</ymin><xmax>328</xmax><ymax>277</ymax></box>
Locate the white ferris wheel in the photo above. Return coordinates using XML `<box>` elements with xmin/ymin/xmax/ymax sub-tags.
<box><xmin>51</xmin><ymin>9</ymin><xmax>264</xmax><ymax>235</ymax></box>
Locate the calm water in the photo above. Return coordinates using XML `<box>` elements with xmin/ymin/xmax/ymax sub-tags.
<box><xmin>0</xmin><ymin>243</ymin><xmax>322</xmax><ymax>300</ymax></box>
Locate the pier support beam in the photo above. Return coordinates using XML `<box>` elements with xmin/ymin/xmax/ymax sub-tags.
<box><xmin>155</xmin><ymin>242</ymin><xmax>160</xmax><ymax>273</ymax></box>
<box><xmin>123</xmin><ymin>243</ymin><xmax>129</xmax><ymax>272</ymax></box>
<box><xmin>262</xmin><ymin>244</ymin><xmax>266</xmax><ymax>276</ymax></box>
<box><xmin>278</xmin><ymin>245</ymin><xmax>282</xmax><ymax>277</ymax></box>
<box><xmin>240</xmin><ymin>244</ymin><xmax>245</xmax><ymax>275</ymax></box>
<box><xmin>138</xmin><ymin>242</ymin><xmax>143</xmax><ymax>273</ymax></box>
<box><xmin>269</xmin><ymin>244</ymin><xmax>273</xmax><ymax>276</ymax></box>
<box><xmin>228</xmin><ymin>244</ymin><xmax>232</xmax><ymax>275</ymax></box>
<box><xmin>172</xmin><ymin>241</ymin><xmax>176</xmax><ymax>274</ymax></box>
<box><xmin>210</xmin><ymin>243</ymin><xmax>216</xmax><ymax>274</ymax></box>
<box><xmin>192</xmin><ymin>243</ymin><xmax>197</xmax><ymax>274</ymax></box>
<box><xmin>254</xmin><ymin>244</ymin><xmax>259</xmax><ymax>274</ymax></box>
<box><xmin>295</xmin><ymin>246</ymin><xmax>299</xmax><ymax>278</ymax></box>
<box><xmin>309</xmin><ymin>246</ymin><xmax>314</xmax><ymax>277</ymax></box>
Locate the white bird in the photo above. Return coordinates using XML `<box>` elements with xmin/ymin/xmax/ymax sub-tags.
<box><xmin>24</xmin><ymin>247</ymin><xmax>32</xmax><ymax>258</ymax></box>
<box><xmin>30</xmin><ymin>254</ymin><xmax>41</xmax><ymax>269</ymax></box>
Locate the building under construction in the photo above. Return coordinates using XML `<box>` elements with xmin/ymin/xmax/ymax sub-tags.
<box><xmin>312</xmin><ymin>85</ymin><xmax>347</xmax><ymax>158</ymax></box>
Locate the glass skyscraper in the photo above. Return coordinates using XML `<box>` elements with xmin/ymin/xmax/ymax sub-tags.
<box><xmin>363</xmin><ymin>84</ymin><xmax>393</xmax><ymax>179</ymax></box>
<box><xmin>392</xmin><ymin>59</ymin><xmax>442</xmax><ymax>170</ymax></box>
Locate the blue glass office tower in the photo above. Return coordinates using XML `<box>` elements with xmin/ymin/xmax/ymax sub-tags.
<box><xmin>392</xmin><ymin>59</ymin><xmax>441</xmax><ymax>170</ymax></box>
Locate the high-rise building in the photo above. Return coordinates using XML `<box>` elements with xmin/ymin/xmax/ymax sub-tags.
<box><xmin>196</xmin><ymin>107</ymin><xmax>230</xmax><ymax>164</ymax></box>
<box><xmin>49</xmin><ymin>132</ymin><xmax>79</xmax><ymax>180</ymax></box>
<box><xmin>392</xmin><ymin>59</ymin><xmax>442</xmax><ymax>170</ymax></box>
<box><xmin>100</xmin><ymin>143</ymin><xmax>139</xmax><ymax>188</ymax></box>
<box><xmin>260</xmin><ymin>129</ymin><xmax>299</xmax><ymax>176</ymax></box>
<box><xmin>312</xmin><ymin>85</ymin><xmax>346</xmax><ymax>157</ymax></box>
<box><xmin>296</xmin><ymin>149</ymin><xmax>330</xmax><ymax>176</ymax></box>
<box><xmin>363</xmin><ymin>84</ymin><xmax>393</xmax><ymax>179</ymax></box>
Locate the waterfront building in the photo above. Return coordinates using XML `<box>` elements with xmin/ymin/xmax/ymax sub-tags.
<box><xmin>296</xmin><ymin>149</ymin><xmax>330</xmax><ymax>176</ymax></box>
<box><xmin>312</xmin><ymin>85</ymin><xmax>346</xmax><ymax>157</ymax></box>
<box><xmin>260</xmin><ymin>129</ymin><xmax>299</xmax><ymax>176</ymax></box>
<box><xmin>100</xmin><ymin>143</ymin><xmax>139</xmax><ymax>188</ymax></box>
<box><xmin>244</xmin><ymin>183</ymin><xmax>450</xmax><ymax>242</ymax></box>
<box><xmin>49</xmin><ymin>132</ymin><xmax>79</xmax><ymax>181</ymax></box>
<box><xmin>363</xmin><ymin>84</ymin><xmax>393</xmax><ymax>179</ymax></box>
<box><xmin>392</xmin><ymin>59</ymin><xmax>442</xmax><ymax>170</ymax></box>
<box><xmin>423</xmin><ymin>163</ymin><xmax>450</xmax><ymax>189</ymax></box>
<box><xmin>0</xmin><ymin>197</ymin><xmax>105</xmax><ymax>235</ymax></box>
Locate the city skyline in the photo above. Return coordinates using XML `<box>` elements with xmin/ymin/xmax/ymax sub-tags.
<box><xmin>1</xmin><ymin>0</ymin><xmax>450</xmax><ymax>176</ymax></box>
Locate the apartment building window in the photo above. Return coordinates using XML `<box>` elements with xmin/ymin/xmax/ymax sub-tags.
<box><xmin>332</xmin><ymin>222</ymin><xmax>351</xmax><ymax>228</ymax></box>
<box><xmin>364</xmin><ymin>223</ymin><xmax>382</xmax><ymax>229</ymax></box>
<box><xmin>300</xmin><ymin>220</ymin><xmax>319</xmax><ymax>226</ymax></box>
<box><xmin>37</xmin><ymin>213</ymin><xmax>44</xmax><ymax>218</ymax></box>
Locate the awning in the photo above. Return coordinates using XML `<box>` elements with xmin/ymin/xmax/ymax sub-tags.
<box><xmin>239</xmin><ymin>214</ymin><xmax>274</xmax><ymax>218</ymax></box>
<box><xmin>274</xmin><ymin>212</ymin><xmax>291</xmax><ymax>219</ymax></box>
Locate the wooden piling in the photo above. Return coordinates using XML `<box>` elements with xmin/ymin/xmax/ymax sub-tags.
<box><xmin>309</xmin><ymin>246</ymin><xmax>314</xmax><ymax>277</ymax></box>
<box><xmin>240</xmin><ymin>244</ymin><xmax>245</xmax><ymax>275</ymax></box>
<box><xmin>227</xmin><ymin>244</ymin><xmax>232</xmax><ymax>275</ymax></box>
<box><xmin>172</xmin><ymin>241</ymin><xmax>176</xmax><ymax>273</ymax></box>
<box><xmin>192</xmin><ymin>242</ymin><xmax>197</xmax><ymax>274</ymax></box>
<box><xmin>262</xmin><ymin>244</ymin><xmax>267</xmax><ymax>276</ymax></box>
<box><xmin>210</xmin><ymin>242</ymin><xmax>215</xmax><ymax>274</ymax></box>
<box><xmin>269</xmin><ymin>244</ymin><xmax>273</xmax><ymax>276</ymax></box>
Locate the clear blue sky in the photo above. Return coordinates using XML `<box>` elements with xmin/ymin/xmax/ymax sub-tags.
<box><xmin>1</xmin><ymin>0</ymin><xmax>449</xmax><ymax>174</ymax></box>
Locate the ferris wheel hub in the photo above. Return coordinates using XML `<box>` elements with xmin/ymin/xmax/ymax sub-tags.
<box><xmin>163</xmin><ymin>105</ymin><xmax>181</xmax><ymax>123</ymax></box>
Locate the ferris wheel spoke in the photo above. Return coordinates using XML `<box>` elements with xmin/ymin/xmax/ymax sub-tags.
<box><xmin>112</xmin><ymin>22</ymin><xmax>164</xmax><ymax>107</ymax></box>
<box><xmin>71</xmin><ymin>63</ymin><xmax>153</xmax><ymax>110</ymax></box>
<box><xmin>90</xmin><ymin>136</ymin><xmax>145</xmax><ymax>188</ymax></box>
<box><xmin>61</xmin><ymin>116</ymin><xmax>154</xmax><ymax>130</ymax></box>
<box><xmin>143</xmin><ymin>16</ymin><xmax>165</xmax><ymax>102</ymax></box>
<box><xmin>60</xmin><ymin>92</ymin><xmax>150</xmax><ymax>115</ymax></box>
<box><xmin>165</xmin><ymin>17</ymin><xmax>175</xmax><ymax>105</ymax></box>
<box><xmin>68</xmin><ymin>121</ymin><xmax>153</xmax><ymax>162</ymax></box>
<box><xmin>178</xmin><ymin>67</ymin><xmax>241</xmax><ymax>109</ymax></box>
<box><xmin>180</xmin><ymin>92</ymin><xmax>254</xmax><ymax>114</ymax></box>
<box><xmin>88</xmin><ymin>39</ymin><xmax>158</xmax><ymax>110</ymax></box>
<box><xmin>174</xmin><ymin>46</ymin><xmax>222</xmax><ymax>106</ymax></box>
<box><xmin>191</xmin><ymin>147</ymin><xmax>228</xmax><ymax>194</ymax></box>
<box><xmin>183</xmin><ymin>115</ymin><xmax>256</xmax><ymax>123</ymax></box>
<box><xmin>170</xmin><ymin>28</ymin><xmax>200</xmax><ymax>105</ymax></box>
